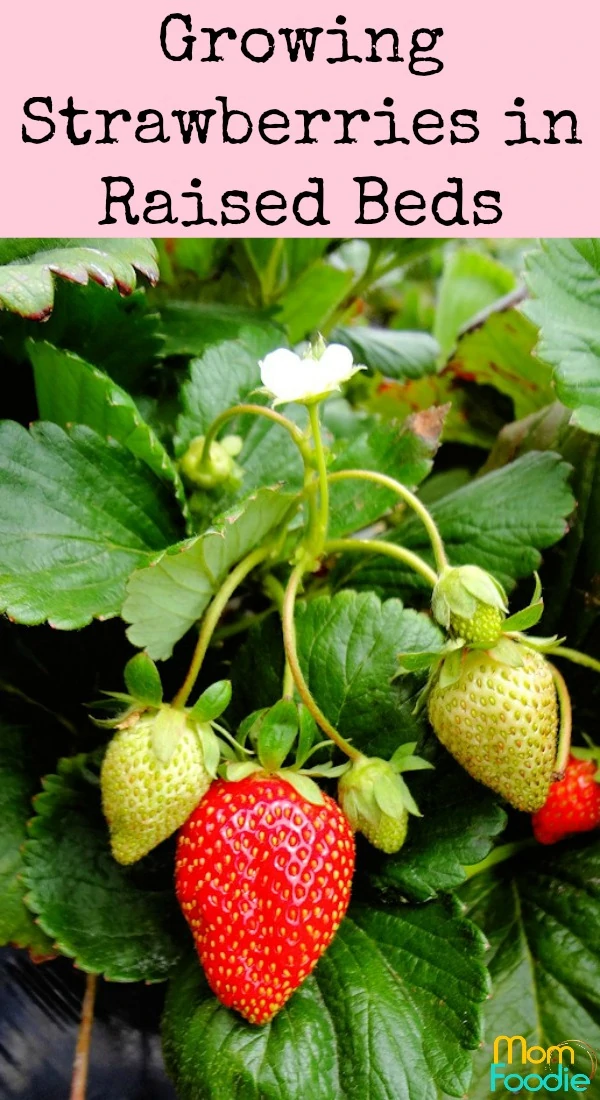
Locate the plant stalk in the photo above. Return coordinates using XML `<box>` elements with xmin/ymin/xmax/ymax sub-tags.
<box><xmin>325</xmin><ymin>537</ymin><xmax>438</xmax><ymax>587</ymax></box>
<box><xmin>69</xmin><ymin>973</ymin><xmax>97</xmax><ymax>1100</ymax></box>
<box><xmin>282</xmin><ymin>562</ymin><xmax>360</xmax><ymax>760</ymax></box>
<box><xmin>327</xmin><ymin>469</ymin><xmax>447</xmax><ymax>573</ymax></box>
<box><xmin>173</xmin><ymin>545</ymin><xmax>271</xmax><ymax>709</ymax></box>
<box><xmin>549</xmin><ymin>662</ymin><xmax>573</xmax><ymax>780</ymax></box>
<box><xmin>199</xmin><ymin>404</ymin><xmax>312</xmax><ymax>471</ymax></box>
<box><xmin>547</xmin><ymin>646</ymin><xmax>600</xmax><ymax>676</ymax></box>
<box><xmin>306</xmin><ymin>402</ymin><xmax>329</xmax><ymax>559</ymax></box>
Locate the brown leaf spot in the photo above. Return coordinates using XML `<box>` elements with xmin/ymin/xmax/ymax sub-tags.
<box><xmin>406</xmin><ymin>404</ymin><xmax>449</xmax><ymax>448</ymax></box>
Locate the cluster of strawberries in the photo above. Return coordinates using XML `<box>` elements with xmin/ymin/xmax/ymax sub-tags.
<box><xmin>99</xmin><ymin>564</ymin><xmax>600</xmax><ymax>1028</ymax></box>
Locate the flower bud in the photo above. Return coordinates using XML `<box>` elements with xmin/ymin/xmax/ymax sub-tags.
<box><xmin>179</xmin><ymin>435</ymin><xmax>243</xmax><ymax>490</ymax></box>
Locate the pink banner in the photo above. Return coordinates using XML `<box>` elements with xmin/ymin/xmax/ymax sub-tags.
<box><xmin>1</xmin><ymin>0</ymin><xmax>597</xmax><ymax>235</ymax></box>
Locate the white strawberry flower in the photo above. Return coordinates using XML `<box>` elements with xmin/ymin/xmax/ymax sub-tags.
<box><xmin>259</xmin><ymin>340</ymin><xmax>364</xmax><ymax>406</ymax></box>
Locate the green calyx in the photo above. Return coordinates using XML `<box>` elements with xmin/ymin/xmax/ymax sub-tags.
<box><xmin>571</xmin><ymin>735</ymin><xmax>600</xmax><ymax>781</ymax></box>
<box><xmin>179</xmin><ymin>434</ymin><xmax>243</xmax><ymax>490</ymax></box>
<box><xmin>399</xmin><ymin>574</ymin><xmax>560</xmax><ymax>695</ymax></box>
<box><xmin>338</xmin><ymin>746</ymin><xmax>433</xmax><ymax>854</ymax></box>
<box><xmin>432</xmin><ymin>565</ymin><xmax>508</xmax><ymax>643</ymax></box>
<box><xmin>98</xmin><ymin>655</ymin><xmax>234</xmax><ymax>779</ymax></box>
<box><xmin>221</xmin><ymin>699</ymin><xmax>349</xmax><ymax>805</ymax></box>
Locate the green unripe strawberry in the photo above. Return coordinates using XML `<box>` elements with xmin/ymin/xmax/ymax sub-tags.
<box><xmin>358</xmin><ymin>804</ymin><xmax>408</xmax><ymax>854</ymax></box>
<box><xmin>432</xmin><ymin>564</ymin><xmax>507</xmax><ymax>644</ymax></box>
<box><xmin>428</xmin><ymin>647</ymin><xmax>558</xmax><ymax>812</ymax></box>
<box><xmin>451</xmin><ymin>604</ymin><xmax>504</xmax><ymax>647</ymax></box>
<box><xmin>101</xmin><ymin>706</ymin><xmax>214</xmax><ymax>865</ymax></box>
<box><xmin>338</xmin><ymin>749</ymin><xmax>431</xmax><ymax>854</ymax></box>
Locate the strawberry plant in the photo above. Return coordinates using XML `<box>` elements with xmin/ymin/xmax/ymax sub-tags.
<box><xmin>1</xmin><ymin>237</ymin><xmax>600</xmax><ymax>1098</ymax></box>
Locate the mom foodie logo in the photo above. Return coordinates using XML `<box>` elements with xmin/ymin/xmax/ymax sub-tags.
<box><xmin>491</xmin><ymin>1036</ymin><xmax>598</xmax><ymax>1093</ymax></box>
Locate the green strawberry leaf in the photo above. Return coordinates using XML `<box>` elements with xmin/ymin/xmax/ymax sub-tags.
<box><xmin>372</xmin><ymin>742</ymin><xmax>507</xmax><ymax>902</ymax></box>
<box><xmin>176</xmin><ymin>328</ymin><xmax>284</xmax><ymax>448</ymax></box>
<box><xmin>163</xmin><ymin>896</ymin><xmax>489</xmax><ymax>1100</ymax></box>
<box><xmin>124</xmin><ymin>653</ymin><xmax>163</xmax><ymax>707</ymax></box>
<box><xmin>459</xmin><ymin>836</ymin><xmax>600</xmax><ymax>1099</ymax></box>
<box><xmin>335</xmin><ymin>452</ymin><xmax>575</xmax><ymax>598</ymax></box>
<box><xmin>445</xmin><ymin>307</ymin><xmax>554</xmax><ymax>420</ymax></box>
<box><xmin>434</xmin><ymin>248</ymin><xmax>516</xmax><ymax>360</ymax></box>
<box><xmin>0</xmin><ymin>282</ymin><xmax>164</xmax><ymax>393</ymax></box>
<box><xmin>328</xmin><ymin>408</ymin><xmax>446</xmax><ymax>539</ymax></box>
<box><xmin>0</xmin><ymin>721</ymin><xmax>54</xmax><ymax>957</ymax></box>
<box><xmin>0</xmin><ymin>239</ymin><xmax>158</xmax><ymax>319</ymax></box>
<box><xmin>29</xmin><ymin>341</ymin><xmax>187</xmax><ymax>513</ymax></box>
<box><xmin>123</xmin><ymin>488</ymin><xmax>296</xmax><ymax>660</ymax></box>
<box><xmin>0</xmin><ymin>422</ymin><xmax>183</xmax><ymax>629</ymax></box>
<box><xmin>294</xmin><ymin>591</ymin><xmax>443</xmax><ymax>758</ymax></box>
<box><xmin>159</xmin><ymin>301</ymin><xmax>282</xmax><ymax>359</ymax></box>
<box><xmin>276</xmin><ymin>262</ymin><xmax>355</xmax><ymax>344</ymax></box>
<box><xmin>331</xmin><ymin>325</ymin><xmax>440</xmax><ymax>381</ymax></box>
<box><xmin>22</xmin><ymin>754</ymin><xmax>187</xmax><ymax>982</ymax></box>
<box><xmin>525</xmin><ymin>239</ymin><xmax>600</xmax><ymax>434</ymax></box>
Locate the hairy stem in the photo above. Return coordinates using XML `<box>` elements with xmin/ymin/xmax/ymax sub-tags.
<box><xmin>70</xmin><ymin>973</ymin><xmax>97</xmax><ymax>1100</ymax></box>
<box><xmin>199</xmin><ymin>404</ymin><xmax>312</xmax><ymax>470</ymax></box>
<box><xmin>282</xmin><ymin>563</ymin><xmax>360</xmax><ymax>760</ymax></box>
<box><xmin>547</xmin><ymin>645</ymin><xmax>600</xmax><ymax>676</ymax></box>
<box><xmin>549</xmin><ymin>663</ymin><xmax>573</xmax><ymax>780</ymax></box>
<box><xmin>173</xmin><ymin>546</ymin><xmax>272</xmax><ymax>709</ymax></box>
<box><xmin>327</xmin><ymin>469</ymin><xmax>448</xmax><ymax>573</ymax></box>
<box><xmin>306</xmin><ymin>402</ymin><xmax>330</xmax><ymax>559</ymax></box>
<box><xmin>325</xmin><ymin>537</ymin><xmax>439</xmax><ymax>587</ymax></box>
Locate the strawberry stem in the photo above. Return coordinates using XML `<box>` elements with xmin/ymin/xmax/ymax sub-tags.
<box><xmin>198</xmin><ymin>403</ymin><xmax>313</xmax><ymax>473</ymax></box>
<box><xmin>549</xmin><ymin>662</ymin><xmax>573</xmax><ymax>780</ymax></box>
<box><xmin>324</xmin><ymin>537</ymin><xmax>439</xmax><ymax>587</ymax></box>
<box><xmin>70</xmin><ymin>973</ymin><xmax>97</xmax><ymax>1100</ymax></box>
<box><xmin>173</xmin><ymin>545</ymin><xmax>272</xmax><ymax>709</ymax></box>
<box><xmin>305</xmin><ymin>402</ymin><xmax>330</xmax><ymax>560</ymax></box>
<box><xmin>327</xmin><ymin>469</ymin><xmax>448</xmax><ymax>574</ymax></box>
<box><xmin>282</xmin><ymin>561</ymin><xmax>361</xmax><ymax>761</ymax></box>
<box><xmin>547</xmin><ymin>645</ymin><xmax>600</xmax><ymax>676</ymax></box>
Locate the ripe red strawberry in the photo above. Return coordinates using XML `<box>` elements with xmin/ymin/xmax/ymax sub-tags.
<box><xmin>175</xmin><ymin>774</ymin><xmax>355</xmax><ymax>1025</ymax></box>
<box><xmin>532</xmin><ymin>752</ymin><xmax>600</xmax><ymax>844</ymax></box>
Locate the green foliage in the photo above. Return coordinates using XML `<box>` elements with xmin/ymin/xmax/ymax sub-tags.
<box><xmin>372</xmin><ymin>743</ymin><xmax>507</xmax><ymax>900</ymax></box>
<box><xmin>335</xmin><ymin>452</ymin><xmax>574</xmax><ymax>597</ymax></box>
<box><xmin>23</xmin><ymin>754</ymin><xmax>187</xmax><ymax>981</ymax></box>
<box><xmin>328</xmin><ymin>411</ymin><xmax>445</xmax><ymax>538</ymax></box>
<box><xmin>30</xmin><ymin>341</ymin><xmax>187</xmax><ymax>510</ymax></box>
<box><xmin>0</xmin><ymin>421</ymin><xmax>183</xmax><ymax>628</ymax></box>
<box><xmin>0</xmin><ymin>239</ymin><xmax>158</xmax><ymax>318</ymax></box>
<box><xmin>0</xmin><ymin>721</ymin><xmax>53</xmax><ymax>956</ymax></box>
<box><xmin>526</xmin><ymin>239</ymin><xmax>600</xmax><ymax>433</ymax></box>
<box><xmin>123</xmin><ymin>488</ymin><xmax>295</xmax><ymax>659</ymax></box>
<box><xmin>332</xmin><ymin>324</ymin><xmax>439</xmax><ymax>380</ymax></box>
<box><xmin>434</xmin><ymin>247</ymin><xmax>516</xmax><ymax>359</ymax></box>
<box><xmin>294</xmin><ymin>592</ymin><xmax>442</xmax><ymax>758</ymax></box>
<box><xmin>460</xmin><ymin>837</ymin><xmax>600</xmax><ymax>1099</ymax></box>
<box><xmin>446</xmin><ymin>307</ymin><xmax>555</xmax><ymax>419</ymax></box>
<box><xmin>163</xmin><ymin>898</ymin><xmax>488</xmax><ymax>1100</ymax></box>
<box><xmin>0</xmin><ymin>236</ymin><xmax>598</xmax><ymax>1100</ymax></box>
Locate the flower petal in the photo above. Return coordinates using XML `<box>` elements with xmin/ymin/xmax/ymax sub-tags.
<box><xmin>260</xmin><ymin>349</ymin><xmax>304</xmax><ymax>401</ymax></box>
